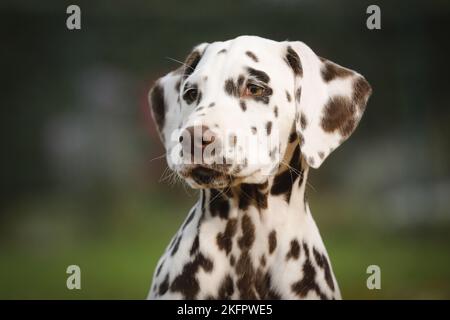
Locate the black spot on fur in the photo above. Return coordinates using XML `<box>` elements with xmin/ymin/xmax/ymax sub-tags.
<box><xmin>156</xmin><ymin>260</ymin><xmax>164</xmax><ymax>277</ymax></box>
<box><xmin>159</xmin><ymin>274</ymin><xmax>169</xmax><ymax>295</ymax></box>
<box><xmin>182</xmin><ymin>208</ymin><xmax>196</xmax><ymax>231</ymax></box>
<box><xmin>171</xmin><ymin>235</ymin><xmax>182</xmax><ymax>256</ymax></box>
<box><xmin>218</xmin><ymin>48</ymin><xmax>227</xmax><ymax>54</ymax></box>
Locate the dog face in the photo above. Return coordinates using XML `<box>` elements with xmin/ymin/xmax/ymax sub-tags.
<box><xmin>149</xmin><ymin>36</ymin><xmax>372</xmax><ymax>189</ymax></box>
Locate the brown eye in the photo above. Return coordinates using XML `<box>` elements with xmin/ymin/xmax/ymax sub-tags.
<box><xmin>244</xmin><ymin>83</ymin><xmax>265</xmax><ymax>97</ymax></box>
<box><xmin>183</xmin><ymin>88</ymin><xmax>198</xmax><ymax>104</ymax></box>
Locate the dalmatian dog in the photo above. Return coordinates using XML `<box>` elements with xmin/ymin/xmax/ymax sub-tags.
<box><xmin>147</xmin><ymin>36</ymin><xmax>371</xmax><ymax>300</ymax></box>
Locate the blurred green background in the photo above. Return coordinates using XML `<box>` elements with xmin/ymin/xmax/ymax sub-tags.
<box><xmin>1</xmin><ymin>0</ymin><xmax>450</xmax><ymax>299</ymax></box>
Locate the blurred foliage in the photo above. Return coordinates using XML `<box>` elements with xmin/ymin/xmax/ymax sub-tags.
<box><xmin>0</xmin><ymin>0</ymin><xmax>449</xmax><ymax>299</ymax></box>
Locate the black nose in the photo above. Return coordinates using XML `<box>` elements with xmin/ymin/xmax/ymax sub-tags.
<box><xmin>181</xmin><ymin>125</ymin><xmax>217</xmax><ymax>157</ymax></box>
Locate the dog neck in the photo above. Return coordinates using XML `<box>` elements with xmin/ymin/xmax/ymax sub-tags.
<box><xmin>199</xmin><ymin>140</ymin><xmax>310</xmax><ymax>223</ymax></box>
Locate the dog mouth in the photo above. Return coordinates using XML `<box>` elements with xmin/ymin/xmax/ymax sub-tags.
<box><xmin>180</xmin><ymin>165</ymin><xmax>234</xmax><ymax>188</ymax></box>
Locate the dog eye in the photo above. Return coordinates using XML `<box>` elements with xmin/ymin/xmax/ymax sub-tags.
<box><xmin>244</xmin><ymin>83</ymin><xmax>265</xmax><ymax>97</ymax></box>
<box><xmin>183</xmin><ymin>88</ymin><xmax>198</xmax><ymax>103</ymax></box>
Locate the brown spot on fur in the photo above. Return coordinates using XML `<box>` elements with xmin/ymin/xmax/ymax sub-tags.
<box><xmin>300</xmin><ymin>112</ymin><xmax>307</xmax><ymax>130</ymax></box>
<box><xmin>268</xmin><ymin>230</ymin><xmax>277</xmax><ymax>254</ymax></box>
<box><xmin>238</xmin><ymin>183</ymin><xmax>268</xmax><ymax>210</ymax></box>
<box><xmin>289</xmin><ymin>130</ymin><xmax>297</xmax><ymax>143</ymax></box>
<box><xmin>321</xmin><ymin>96</ymin><xmax>356</xmax><ymax>137</ymax></box>
<box><xmin>224</xmin><ymin>78</ymin><xmax>239</xmax><ymax>97</ymax></box>
<box><xmin>260</xmin><ymin>255</ymin><xmax>266</xmax><ymax>267</ymax></box>
<box><xmin>218</xmin><ymin>48</ymin><xmax>227</xmax><ymax>54</ymax></box>
<box><xmin>149</xmin><ymin>83</ymin><xmax>165</xmax><ymax>135</ymax></box>
<box><xmin>274</xmin><ymin>106</ymin><xmax>278</xmax><ymax>117</ymax></box>
<box><xmin>246</xmin><ymin>51</ymin><xmax>259</xmax><ymax>62</ymax></box>
<box><xmin>238</xmin><ymin>214</ymin><xmax>256</xmax><ymax>250</ymax></box>
<box><xmin>286</xmin><ymin>239</ymin><xmax>301</xmax><ymax>260</ymax></box>
<box><xmin>240</xmin><ymin>100</ymin><xmax>247</xmax><ymax>111</ymax></box>
<box><xmin>236</xmin><ymin>252</ymin><xmax>257</xmax><ymax>299</ymax></box>
<box><xmin>170</xmin><ymin>253</ymin><xmax>213</xmax><ymax>299</ymax></box>
<box><xmin>270</xmin><ymin>145</ymin><xmax>303</xmax><ymax>202</ymax></box>
<box><xmin>321</xmin><ymin>59</ymin><xmax>353</xmax><ymax>82</ymax></box>
<box><xmin>218</xmin><ymin>275</ymin><xmax>234</xmax><ymax>299</ymax></box>
<box><xmin>285</xmin><ymin>46</ymin><xmax>303</xmax><ymax>77</ymax></box>
<box><xmin>217</xmin><ymin>218</ymin><xmax>238</xmax><ymax>255</ymax></box>
<box><xmin>318</xmin><ymin>151</ymin><xmax>325</xmax><ymax>160</ymax></box>
<box><xmin>247</xmin><ymin>67</ymin><xmax>270</xmax><ymax>84</ymax></box>
<box><xmin>266</xmin><ymin>121</ymin><xmax>272</xmax><ymax>135</ymax></box>
<box><xmin>353</xmin><ymin>76</ymin><xmax>372</xmax><ymax>112</ymax></box>
<box><xmin>184</xmin><ymin>50</ymin><xmax>202</xmax><ymax>78</ymax></box>
<box><xmin>175</xmin><ymin>79</ymin><xmax>181</xmax><ymax>93</ymax></box>
<box><xmin>251</xmin><ymin>127</ymin><xmax>257</xmax><ymax>134</ymax></box>
<box><xmin>209</xmin><ymin>189</ymin><xmax>230</xmax><ymax>219</ymax></box>
<box><xmin>230</xmin><ymin>254</ymin><xmax>236</xmax><ymax>266</ymax></box>
<box><xmin>295</xmin><ymin>87</ymin><xmax>302</xmax><ymax>102</ymax></box>
<box><xmin>190</xmin><ymin>235</ymin><xmax>199</xmax><ymax>255</ymax></box>
<box><xmin>255</xmin><ymin>269</ymin><xmax>281</xmax><ymax>299</ymax></box>
<box><xmin>291</xmin><ymin>258</ymin><xmax>328</xmax><ymax>299</ymax></box>
<box><xmin>286</xmin><ymin>90</ymin><xmax>292</xmax><ymax>102</ymax></box>
<box><xmin>313</xmin><ymin>247</ymin><xmax>335</xmax><ymax>291</ymax></box>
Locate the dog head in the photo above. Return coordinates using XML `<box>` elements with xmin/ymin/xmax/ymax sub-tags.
<box><xmin>149</xmin><ymin>36</ymin><xmax>372</xmax><ymax>188</ymax></box>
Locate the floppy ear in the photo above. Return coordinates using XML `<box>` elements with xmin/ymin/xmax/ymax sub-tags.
<box><xmin>149</xmin><ymin>42</ymin><xmax>209</xmax><ymax>142</ymax></box>
<box><xmin>285</xmin><ymin>41</ymin><xmax>372</xmax><ymax>168</ymax></box>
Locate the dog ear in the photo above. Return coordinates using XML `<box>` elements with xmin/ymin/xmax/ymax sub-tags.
<box><xmin>285</xmin><ymin>41</ymin><xmax>372</xmax><ymax>168</ymax></box>
<box><xmin>149</xmin><ymin>43</ymin><xmax>209</xmax><ymax>142</ymax></box>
